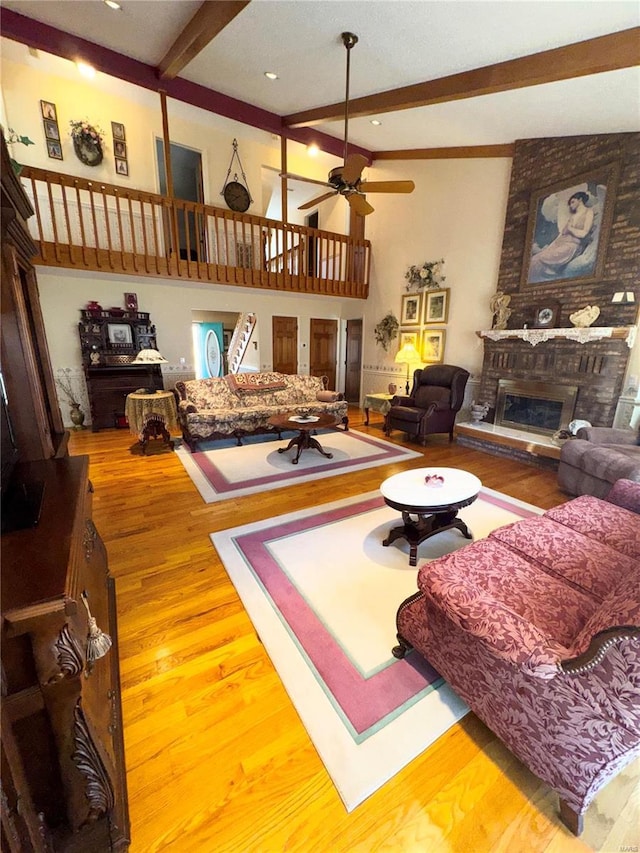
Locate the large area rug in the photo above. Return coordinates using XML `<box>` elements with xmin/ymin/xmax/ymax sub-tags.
<box><xmin>212</xmin><ymin>487</ymin><xmax>542</xmax><ymax>810</ymax></box>
<box><xmin>176</xmin><ymin>429</ymin><xmax>422</xmax><ymax>502</ymax></box>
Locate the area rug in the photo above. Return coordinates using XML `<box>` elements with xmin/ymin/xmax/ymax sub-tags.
<box><xmin>212</xmin><ymin>487</ymin><xmax>542</xmax><ymax>810</ymax></box>
<box><xmin>176</xmin><ymin>429</ymin><xmax>422</xmax><ymax>502</ymax></box>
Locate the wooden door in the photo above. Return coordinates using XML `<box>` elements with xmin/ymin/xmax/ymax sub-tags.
<box><xmin>272</xmin><ymin>316</ymin><xmax>298</xmax><ymax>374</ymax></box>
<box><xmin>344</xmin><ymin>319</ymin><xmax>362</xmax><ymax>403</ymax></box>
<box><xmin>309</xmin><ymin>318</ymin><xmax>337</xmax><ymax>390</ymax></box>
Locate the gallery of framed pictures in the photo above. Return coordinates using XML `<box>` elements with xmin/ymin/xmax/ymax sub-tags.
<box><xmin>399</xmin><ymin>327</ymin><xmax>446</xmax><ymax>364</ymax></box>
<box><xmin>521</xmin><ymin>163</ymin><xmax>619</xmax><ymax>287</ymax></box>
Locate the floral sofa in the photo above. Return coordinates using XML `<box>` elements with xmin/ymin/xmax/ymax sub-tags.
<box><xmin>174</xmin><ymin>372</ymin><xmax>348</xmax><ymax>451</ymax></box>
<box><xmin>393</xmin><ymin>478</ymin><xmax>640</xmax><ymax>835</ymax></box>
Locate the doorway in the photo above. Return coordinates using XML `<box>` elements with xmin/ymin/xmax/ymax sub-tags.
<box><xmin>344</xmin><ymin>319</ymin><xmax>362</xmax><ymax>403</ymax></box>
<box><xmin>309</xmin><ymin>318</ymin><xmax>337</xmax><ymax>391</ymax></box>
<box><xmin>272</xmin><ymin>316</ymin><xmax>298</xmax><ymax>374</ymax></box>
<box><xmin>305</xmin><ymin>211</ymin><xmax>318</xmax><ymax>277</ymax></box>
<box><xmin>156</xmin><ymin>139</ymin><xmax>205</xmax><ymax>261</ymax></box>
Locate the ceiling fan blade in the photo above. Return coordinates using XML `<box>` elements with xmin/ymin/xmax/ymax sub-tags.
<box><xmin>341</xmin><ymin>153</ymin><xmax>368</xmax><ymax>185</ymax></box>
<box><xmin>358</xmin><ymin>180</ymin><xmax>415</xmax><ymax>194</ymax></box>
<box><xmin>298</xmin><ymin>191</ymin><xmax>338</xmax><ymax>210</ymax></box>
<box><xmin>280</xmin><ymin>171</ymin><xmax>333</xmax><ymax>189</ymax></box>
<box><xmin>346</xmin><ymin>193</ymin><xmax>375</xmax><ymax>216</ymax></box>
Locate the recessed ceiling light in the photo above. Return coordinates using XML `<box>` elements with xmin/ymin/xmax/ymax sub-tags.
<box><xmin>370</xmin><ymin>119</ymin><xmax>382</xmax><ymax>126</ymax></box>
<box><xmin>264</xmin><ymin>71</ymin><xmax>278</xmax><ymax>80</ymax></box>
<box><xmin>306</xmin><ymin>143</ymin><xmax>320</xmax><ymax>157</ymax></box>
<box><xmin>104</xmin><ymin>0</ymin><xmax>122</xmax><ymax>9</ymax></box>
<box><xmin>76</xmin><ymin>61</ymin><xmax>96</xmax><ymax>79</ymax></box>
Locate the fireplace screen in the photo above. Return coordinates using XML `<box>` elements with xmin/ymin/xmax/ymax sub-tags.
<box><xmin>495</xmin><ymin>380</ymin><xmax>578</xmax><ymax>437</ymax></box>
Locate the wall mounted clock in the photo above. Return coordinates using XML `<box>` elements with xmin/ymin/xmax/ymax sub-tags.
<box><xmin>223</xmin><ymin>180</ymin><xmax>251</xmax><ymax>213</ymax></box>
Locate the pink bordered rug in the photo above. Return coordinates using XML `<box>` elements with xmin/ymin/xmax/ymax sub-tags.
<box><xmin>211</xmin><ymin>487</ymin><xmax>542</xmax><ymax>810</ymax></box>
<box><xmin>176</xmin><ymin>429</ymin><xmax>422</xmax><ymax>502</ymax></box>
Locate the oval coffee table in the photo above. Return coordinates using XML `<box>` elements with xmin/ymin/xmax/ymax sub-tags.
<box><xmin>380</xmin><ymin>467</ymin><xmax>481</xmax><ymax>566</ymax></box>
<box><xmin>267</xmin><ymin>412</ymin><xmax>339</xmax><ymax>465</ymax></box>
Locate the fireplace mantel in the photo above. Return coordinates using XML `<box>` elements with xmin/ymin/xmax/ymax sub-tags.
<box><xmin>477</xmin><ymin>326</ymin><xmax>637</xmax><ymax>348</ymax></box>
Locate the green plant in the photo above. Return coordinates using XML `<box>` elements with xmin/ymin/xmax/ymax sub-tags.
<box><xmin>4</xmin><ymin>127</ymin><xmax>35</xmax><ymax>175</ymax></box>
<box><xmin>374</xmin><ymin>312</ymin><xmax>399</xmax><ymax>350</ymax></box>
<box><xmin>405</xmin><ymin>259</ymin><xmax>446</xmax><ymax>291</ymax></box>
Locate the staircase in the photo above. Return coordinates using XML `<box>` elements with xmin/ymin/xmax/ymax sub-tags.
<box><xmin>227</xmin><ymin>313</ymin><xmax>257</xmax><ymax>374</ymax></box>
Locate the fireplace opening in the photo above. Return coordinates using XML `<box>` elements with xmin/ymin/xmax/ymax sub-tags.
<box><xmin>495</xmin><ymin>380</ymin><xmax>578</xmax><ymax>437</ymax></box>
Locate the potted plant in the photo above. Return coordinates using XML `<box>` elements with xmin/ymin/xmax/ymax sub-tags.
<box><xmin>374</xmin><ymin>313</ymin><xmax>400</xmax><ymax>351</ymax></box>
<box><xmin>55</xmin><ymin>371</ymin><xmax>86</xmax><ymax>428</ymax></box>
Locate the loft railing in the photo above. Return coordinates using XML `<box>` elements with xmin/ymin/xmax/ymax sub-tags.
<box><xmin>19</xmin><ymin>166</ymin><xmax>370</xmax><ymax>299</ymax></box>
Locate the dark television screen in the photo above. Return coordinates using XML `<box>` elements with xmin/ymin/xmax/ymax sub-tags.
<box><xmin>1</xmin><ymin>370</ymin><xmax>19</xmax><ymax>492</ymax></box>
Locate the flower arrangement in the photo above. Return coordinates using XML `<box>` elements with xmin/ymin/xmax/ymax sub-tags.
<box><xmin>69</xmin><ymin>119</ymin><xmax>105</xmax><ymax>146</ymax></box>
<box><xmin>374</xmin><ymin>312</ymin><xmax>399</xmax><ymax>350</ymax></box>
<box><xmin>405</xmin><ymin>259</ymin><xmax>446</xmax><ymax>291</ymax></box>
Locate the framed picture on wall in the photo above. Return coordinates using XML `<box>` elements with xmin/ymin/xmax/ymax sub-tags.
<box><xmin>400</xmin><ymin>293</ymin><xmax>421</xmax><ymax>326</ymax></box>
<box><xmin>421</xmin><ymin>329</ymin><xmax>446</xmax><ymax>363</ymax></box>
<box><xmin>107</xmin><ymin>323</ymin><xmax>133</xmax><ymax>345</ymax></box>
<box><xmin>521</xmin><ymin>163</ymin><xmax>619</xmax><ymax>288</ymax></box>
<box><xmin>399</xmin><ymin>328</ymin><xmax>420</xmax><ymax>351</ymax></box>
<box><xmin>40</xmin><ymin>100</ymin><xmax>57</xmax><ymax>121</ymax></box>
<box><xmin>46</xmin><ymin>140</ymin><xmax>63</xmax><ymax>160</ymax></box>
<box><xmin>115</xmin><ymin>158</ymin><xmax>129</xmax><ymax>176</ymax></box>
<box><xmin>43</xmin><ymin>120</ymin><xmax>60</xmax><ymax>141</ymax></box>
<box><xmin>111</xmin><ymin>121</ymin><xmax>126</xmax><ymax>140</ymax></box>
<box><xmin>424</xmin><ymin>288</ymin><xmax>449</xmax><ymax>324</ymax></box>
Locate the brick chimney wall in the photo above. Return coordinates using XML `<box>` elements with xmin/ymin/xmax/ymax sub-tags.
<box><xmin>478</xmin><ymin>132</ymin><xmax>640</xmax><ymax>426</ymax></box>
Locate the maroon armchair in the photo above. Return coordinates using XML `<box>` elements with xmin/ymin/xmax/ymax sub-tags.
<box><xmin>385</xmin><ymin>364</ymin><xmax>470</xmax><ymax>443</ymax></box>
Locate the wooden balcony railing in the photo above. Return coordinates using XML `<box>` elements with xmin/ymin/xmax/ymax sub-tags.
<box><xmin>19</xmin><ymin>166</ymin><xmax>370</xmax><ymax>299</ymax></box>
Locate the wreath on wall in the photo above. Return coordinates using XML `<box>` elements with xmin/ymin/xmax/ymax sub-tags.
<box><xmin>69</xmin><ymin>119</ymin><xmax>105</xmax><ymax>167</ymax></box>
<box><xmin>405</xmin><ymin>259</ymin><xmax>446</xmax><ymax>291</ymax></box>
<box><xmin>374</xmin><ymin>312</ymin><xmax>400</xmax><ymax>350</ymax></box>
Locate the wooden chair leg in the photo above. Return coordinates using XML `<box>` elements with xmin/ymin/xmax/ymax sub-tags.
<box><xmin>559</xmin><ymin>799</ymin><xmax>584</xmax><ymax>836</ymax></box>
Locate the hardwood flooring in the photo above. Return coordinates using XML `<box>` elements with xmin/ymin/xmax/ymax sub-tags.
<box><xmin>67</xmin><ymin>409</ymin><xmax>639</xmax><ymax>852</ymax></box>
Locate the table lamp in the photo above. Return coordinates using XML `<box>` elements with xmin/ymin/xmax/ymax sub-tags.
<box><xmin>132</xmin><ymin>348</ymin><xmax>168</xmax><ymax>393</ymax></box>
<box><xmin>394</xmin><ymin>342</ymin><xmax>422</xmax><ymax>394</ymax></box>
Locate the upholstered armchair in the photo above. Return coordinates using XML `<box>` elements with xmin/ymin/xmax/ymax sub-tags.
<box><xmin>558</xmin><ymin>426</ymin><xmax>640</xmax><ymax>498</ymax></box>
<box><xmin>385</xmin><ymin>364</ymin><xmax>470</xmax><ymax>443</ymax></box>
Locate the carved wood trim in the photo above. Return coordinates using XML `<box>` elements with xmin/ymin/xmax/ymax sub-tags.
<box><xmin>55</xmin><ymin>624</ymin><xmax>84</xmax><ymax>680</ymax></box>
<box><xmin>72</xmin><ymin>700</ymin><xmax>115</xmax><ymax>819</ymax></box>
<box><xmin>561</xmin><ymin>626</ymin><xmax>640</xmax><ymax>674</ymax></box>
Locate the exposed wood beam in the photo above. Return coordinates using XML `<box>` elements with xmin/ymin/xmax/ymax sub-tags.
<box><xmin>157</xmin><ymin>1</ymin><xmax>250</xmax><ymax>80</ymax></box>
<box><xmin>284</xmin><ymin>28</ymin><xmax>640</xmax><ymax>128</ymax></box>
<box><xmin>374</xmin><ymin>144</ymin><xmax>515</xmax><ymax>161</ymax></box>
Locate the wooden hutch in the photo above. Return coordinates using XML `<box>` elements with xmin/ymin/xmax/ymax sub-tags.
<box><xmin>1</xmin><ymin>133</ymin><xmax>130</xmax><ymax>850</ymax></box>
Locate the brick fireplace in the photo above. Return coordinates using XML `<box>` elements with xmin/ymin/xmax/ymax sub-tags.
<box><xmin>459</xmin><ymin>132</ymin><xmax>639</xmax><ymax>464</ymax></box>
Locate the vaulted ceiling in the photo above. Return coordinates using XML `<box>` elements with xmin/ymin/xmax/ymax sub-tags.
<box><xmin>1</xmin><ymin>0</ymin><xmax>639</xmax><ymax>159</ymax></box>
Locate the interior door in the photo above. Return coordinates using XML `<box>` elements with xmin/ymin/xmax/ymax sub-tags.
<box><xmin>272</xmin><ymin>316</ymin><xmax>298</xmax><ymax>374</ymax></box>
<box><xmin>310</xmin><ymin>318</ymin><xmax>337</xmax><ymax>390</ymax></box>
<box><xmin>156</xmin><ymin>139</ymin><xmax>205</xmax><ymax>261</ymax></box>
<box><xmin>344</xmin><ymin>319</ymin><xmax>362</xmax><ymax>403</ymax></box>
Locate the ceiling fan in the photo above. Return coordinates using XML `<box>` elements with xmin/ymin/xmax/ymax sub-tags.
<box><xmin>281</xmin><ymin>32</ymin><xmax>415</xmax><ymax>216</ymax></box>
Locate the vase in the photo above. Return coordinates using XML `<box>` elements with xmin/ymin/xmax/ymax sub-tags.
<box><xmin>86</xmin><ymin>300</ymin><xmax>102</xmax><ymax>316</ymax></box>
<box><xmin>69</xmin><ymin>403</ymin><xmax>85</xmax><ymax>429</ymax></box>
<box><xmin>388</xmin><ymin>383</ymin><xmax>397</xmax><ymax>395</ymax></box>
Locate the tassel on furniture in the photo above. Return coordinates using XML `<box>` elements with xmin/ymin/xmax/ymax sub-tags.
<box><xmin>81</xmin><ymin>591</ymin><xmax>112</xmax><ymax>662</ymax></box>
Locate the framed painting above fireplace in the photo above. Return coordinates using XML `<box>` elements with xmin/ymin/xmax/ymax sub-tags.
<box><xmin>522</xmin><ymin>163</ymin><xmax>619</xmax><ymax>288</ymax></box>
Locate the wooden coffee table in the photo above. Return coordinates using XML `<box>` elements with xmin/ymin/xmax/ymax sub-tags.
<box><xmin>380</xmin><ymin>467</ymin><xmax>481</xmax><ymax>566</ymax></box>
<box><xmin>267</xmin><ymin>412</ymin><xmax>339</xmax><ymax>465</ymax></box>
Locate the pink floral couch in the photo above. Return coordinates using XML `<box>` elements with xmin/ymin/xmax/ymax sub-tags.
<box><xmin>393</xmin><ymin>478</ymin><xmax>640</xmax><ymax>835</ymax></box>
<box><xmin>174</xmin><ymin>372</ymin><xmax>348</xmax><ymax>451</ymax></box>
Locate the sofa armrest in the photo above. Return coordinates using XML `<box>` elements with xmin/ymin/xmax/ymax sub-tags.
<box><xmin>577</xmin><ymin>427</ymin><xmax>637</xmax><ymax>446</ymax></box>
<box><xmin>605</xmin><ymin>478</ymin><xmax>640</xmax><ymax>513</ymax></box>
<box><xmin>178</xmin><ymin>400</ymin><xmax>197</xmax><ymax>414</ymax></box>
<box><xmin>420</xmin><ymin>567</ymin><xmax>568</xmax><ymax>679</ymax></box>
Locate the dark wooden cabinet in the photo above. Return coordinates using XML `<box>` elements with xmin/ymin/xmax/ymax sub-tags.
<box><xmin>77</xmin><ymin>311</ymin><xmax>164</xmax><ymax>431</ymax></box>
<box><xmin>1</xmin><ymin>456</ymin><xmax>130</xmax><ymax>851</ymax></box>
<box><xmin>84</xmin><ymin>365</ymin><xmax>163</xmax><ymax>431</ymax></box>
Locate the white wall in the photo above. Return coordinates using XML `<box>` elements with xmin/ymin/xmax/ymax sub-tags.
<box><xmin>360</xmin><ymin>157</ymin><xmax>512</xmax><ymax>395</ymax></box>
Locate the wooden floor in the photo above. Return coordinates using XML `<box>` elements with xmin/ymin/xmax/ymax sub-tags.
<box><xmin>68</xmin><ymin>409</ymin><xmax>639</xmax><ymax>853</ymax></box>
